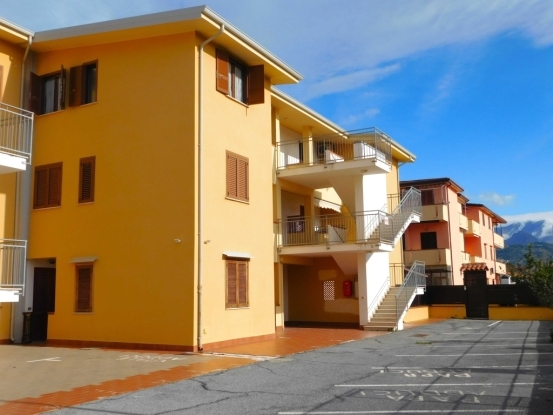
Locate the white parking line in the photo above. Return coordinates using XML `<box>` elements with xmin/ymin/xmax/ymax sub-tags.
<box><xmin>27</xmin><ymin>357</ymin><xmax>61</xmax><ymax>362</ymax></box>
<box><xmin>425</xmin><ymin>343</ymin><xmax>553</xmax><ymax>348</ymax></box>
<box><xmin>442</xmin><ymin>332</ymin><xmax>548</xmax><ymax>335</ymax></box>
<box><xmin>487</xmin><ymin>320</ymin><xmax>502</xmax><ymax>327</ymax></box>
<box><xmin>397</xmin><ymin>352</ymin><xmax>553</xmax><ymax>357</ymax></box>
<box><xmin>279</xmin><ymin>409</ymin><xmax>526</xmax><ymax>414</ymax></box>
<box><xmin>335</xmin><ymin>382</ymin><xmax>542</xmax><ymax>387</ymax></box>
<box><xmin>373</xmin><ymin>364</ymin><xmax>553</xmax><ymax>369</ymax></box>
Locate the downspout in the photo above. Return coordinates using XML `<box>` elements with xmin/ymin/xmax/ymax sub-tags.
<box><xmin>11</xmin><ymin>34</ymin><xmax>33</xmax><ymax>342</ymax></box>
<box><xmin>445</xmin><ymin>186</ymin><xmax>454</xmax><ymax>285</ymax></box>
<box><xmin>197</xmin><ymin>25</ymin><xmax>224</xmax><ymax>352</ymax></box>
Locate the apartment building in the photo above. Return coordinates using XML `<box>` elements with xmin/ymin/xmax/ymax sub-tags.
<box><xmin>401</xmin><ymin>178</ymin><xmax>506</xmax><ymax>286</ymax></box>
<box><xmin>0</xmin><ymin>6</ymin><xmax>422</xmax><ymax>349</ymax></box>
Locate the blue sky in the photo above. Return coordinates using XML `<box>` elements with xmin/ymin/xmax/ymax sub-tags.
<box><xmin>2</xmin><ymin>0</ymin><xmax>552</xmax><ymax>218</ymax></box>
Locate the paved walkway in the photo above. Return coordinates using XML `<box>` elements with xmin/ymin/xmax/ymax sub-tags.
<box><xmin>0</xmin><ymin>319</ymin><xmax>443</xmax><ymax>415</ymax></box>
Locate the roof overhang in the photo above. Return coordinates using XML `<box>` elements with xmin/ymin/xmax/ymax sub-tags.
<box><xmin>31</xmin><ymin>6</ymin><xmax>301</xmax><ymax>85</ymax></box>
<box><xmin>0</xmin><ymin>18</ymin><xmax>34</xmax><ymax>44</ymax></box>
<box><xmin>466</xmin><ymin>203</ymin><xmax>507</xmax><ymax>224</ymax></box>
<box><xmin>400</xmin><ymin>177</ymin><xmax>464</xmax><ymax>193</ymax></box>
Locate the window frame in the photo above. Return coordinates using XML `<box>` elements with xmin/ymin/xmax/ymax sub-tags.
<box><xmin>33</xmin><ymin>162</ymin><xmax>63</xmax><ymax>209</ymax></box>
<box><xmin>216</xmin><ymin>49</ymin><xmax>264</xmax><ymax>105</ymax></box>
<box><xmin>420</xmin><ymin>231</ymin><xmax>438</xmax><ymax>250</ymax></box>
<box><xmin>69</xmin><ymin>60</ymin><xmax>98</xmax><ymax>107</ymax></box>
<box><xmin>78</xmin><ymin>156</ymin><xmax>96</xmax><ymax>204</ymax></box>
<box><xmin>75</xmin><ymin>263</ymin><xmax>93</xmax><ymax>313</ymax></box>
<box><xmin>225</xmin><ymin>259</ymin><xmax>249</xmax><ymax>309</ymax></box>
<box><xmin>226</xmin><ymin>151</ymin><xmax>249</xmax><ymax>203</ymax></box>
<box><xmin>421</xmin><ymin>189</ymin><xmax>435</xmax><ymax>206</ymax></box>
<box><xmin>29</xmin><ymin>66</ymin><xmax>66</xmax><ymax>115</ymax></box>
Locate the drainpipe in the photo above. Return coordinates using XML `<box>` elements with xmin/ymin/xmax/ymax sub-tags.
<box><xmin>197</xmin><ymin>25</ymin><xmax>224</xmax><ymax>352</ymax></box>
<box><xmin>445</xmin><ymin>186</ymin><xmax>454</xmax><ymax>285</ymax></box>
<box><xmin>11</xmin><ymin>34</ymin><xmax>33</xmax><ymax>342</ymax></box>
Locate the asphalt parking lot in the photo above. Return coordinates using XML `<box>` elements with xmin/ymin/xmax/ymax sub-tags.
<box><xmin>50</xmin><ymin>319</ymin><xmax>553</xmax><ymax>415</ymax></box>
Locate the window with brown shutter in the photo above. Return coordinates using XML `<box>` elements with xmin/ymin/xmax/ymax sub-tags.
<box><xmin>29</xmin><ymin>66</ymin><xmax>66</xmax><ymax>115</ymax></box>
<box><xmin>226</xmin><ymin>151</ymin><xmax>249</xmax><ymax>202</ymax></box>
<box><xmin>79</xmin><ymin>156</ymin><xmax>96</xmax><ymax>203</ymax></box>
<box><xmin>216</xmin><ymin>49</ymin><xmax>264</xmax><ymax>105</ymax></box>
<box><xmin>75</xmin><ymin>264</ymin><xmax>93</xmax><ymax>312</ymax></box>
<box><xmin>421</xmin><ymin>189</ymin><xmax>435</xmax><ymax>206</ymax></box>
<box><xmin>226</xmin><ymin>260</ymin><xmax>249</xmax><ymax>308</ymax></box>
<box><xmin>34</xmin><ymin>163</ymin><xmax>62</xmax><ymax>209</ymax></box>
<box><xmin>69</xmin><ymin>60</ymin><xmax>98</xmax><ymax>107</ymax></box>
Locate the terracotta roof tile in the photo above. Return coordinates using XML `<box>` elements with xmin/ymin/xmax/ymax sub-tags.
<box><xmin>460</xmin><ymin>262</ymin><xmax>489</xmax><ymax>272</ymax></box>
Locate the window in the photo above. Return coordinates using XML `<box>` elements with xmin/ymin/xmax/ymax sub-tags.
<box><xmin>33</xmin><ymin>163</ymin><xmax>62</xmax><ymax>209</ymax></box>
<box><xmin>323</xmin><ymin>280</ymin><xmax>335</xmax><ymax>301</ymax></box>
<box><xmin>420</xmin><ymin>232</ymin><xmax>438</xmax><ymax>249</ymax></box>
<box><xmin>69</xmin><ymin>61</ymin><xmax>98</xmax><ymax>106</ymax></box>
<box><xmin>29</xmin><ymin>67</ymin><xmax>66</xmax><ymax>115</ymax></box>
<box><xmin>216</xmin><ymin>49</ymin><xmax>264</xmax><ymax>105</ymax></box>
<box><xmin>484</xmin><ymin>243</ymin><xmax>488</xmax><ymax>259</ymax></box>
<box><xmin>79</xmin><ymin>156</ymin><xmax>96</xmax><ymax>203</ymax></box>
<box><xmin>75</xmin><ymin>264</ymin><xmax>93</xmax><ymax>312</ymax></box>
<box><xmin>421</xmin><ymin>189</ymin><xmax>435</xmax><ymax>206</ymax></box>
<box><xmin>226</xmin><ymin>151</ymin><xmax>249</xmax><ymax>202</ymax></box>
<box><xmin>226</xmin><ymin>260</ymin><xmax>248</xmax><ymax>308</ymax></box>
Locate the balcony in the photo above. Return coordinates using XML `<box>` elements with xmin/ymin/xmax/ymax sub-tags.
<box><xmin>460</xmin><ymin>251</ymin><xmax>470</xmax><ymax>263</ymax></box>
<box><xmin>494</xmin><ymin>233</ymin><xmax>505</xmax><ymax>249</ymax></box>
<box><xmin>470</xmin><ymin>255</ymin><xmax>483</xmax><ymax>263</ymax></box>
<box><xmin>0</xmin><ymin>239</ymin><xmax>27</xmax><ymax>303</ymax></box>
<box><xmin>405</xmin><ymin>248</ymin><xmax>451</xmax><ymax>267</ymax></box>
<box><xmin>459</xmin><ymin>214</ymin><xmax>468</xmax><ymax>230</ymax></box>
<box><xmin>496</xmin><ymin>261</ymin><xmax>507</xmax><ymax>274</ymax></box>
<box><xmin>276</xmin><ymin>128</ymin><xmax>392</xmax><ymax>188</ymax></box>
<box><xmin>0</xmin><ymin>103</ymin><xmax>33</xmax><ymax>174</ymax></box>
<box><xmin>421</xmin><ymin>204</ymin><xmax>448</xmax><ymax>222</ymax></box>
<box><xmin>466</xmin><ymin>220</ymin><xmax>481</xmax><ymax>237</ymax></box>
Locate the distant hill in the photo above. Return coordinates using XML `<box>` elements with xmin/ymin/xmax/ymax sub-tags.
<box><xmin>497</xmin><ymin>242</ymin><xmax>553</xmax><ymax>265</ymax></box>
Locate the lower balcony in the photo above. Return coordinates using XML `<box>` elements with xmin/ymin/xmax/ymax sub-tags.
<box><xmin>421</xmin><ymin>204</ymin><xmax>448</xmax><ymax>222</ymax></box>
<box><xmin>0</xmin><ymin>239</ymin><xmax>27</xmax><ymax>302</ymax></box>
<box><xmin>0</xmin><ymin>103</ymin><xmax>33</xmax><ymax>174</ymax></box>
<box><xmin>404</xmin><ymin>248</ymin><xmax>451</xmax><ymax>267</ymax></box>
<box><xmin>466</xmin><ymin>220</ymin><xmax>481</xmax><ymax>237</ymax></box>
<box><xmin>470</xmin><ymin>255</ymin><xmax>483</xmax><ymax>263</ymax></box>
<box><xmin>496</xmin><ymin>261</ymin><xmax>507</xmax><ymax>274</ymax></box>
<box><xmin>494</xmin><ymin>233</ymin><xmax>505</xmax><ymax>249</ymax></box>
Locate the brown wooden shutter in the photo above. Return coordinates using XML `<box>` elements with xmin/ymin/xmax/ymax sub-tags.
<box><xmin>59</xmin><ymin>65</ymin><xmax>66</xmax><ymax>110</ymax></box>
<box><xmin>29</xmin><ymin>72</ymin><xmax>43</xmax><ymax>115</ymax></box>
<box><xmin>76</xmin><ymin>265</ymin><xmax>93</xmax><ymax>312</ymax></box>
<box><xmin>48</xmin><ymin>164</ymin><xmax>62</xmax><ymax>206</ymax></box>
<box><xmin>34</xmin><ymin>167</ymin><xmax>49</xmax><ymax>208</ymax></box>
<box><xmin>237</xmin><ymin>158</ymin><xmax>248</xmax><ymax>201</ymax></box>
<box><xmin>79</xmin><ymin>156</ymin><xmax>96</xmax><ymax>203</ymax></box>
<box><xmin>226</xmin><ymin>261</ymin><xmax>237</xmax><ymax>308</ymax></box>
<box><xmin>69</xmin><ymin>65</ymin><xmax>83</xmax><ymax>107</ymax></box>
<box><xmin>0</xmin><ymin>66</ymin><xmax>3</xmax><ymax>100</ymax></box>
<box><xmin>247</xmin><ymin>65</ymin><xmax>264</xmax><ymax>105</ymax></box>
<box><xmin>227</xmin><ymin>153</ymin><xmax>238</xmax><ymax>198</ymax></box>
<box><xmin>238</xmin><ymin>262</ymin><xmax>248</xmax><ymax>307</ymax></box>
<box><xmin>216</xmin><ymin>49</ymin><xmax>229</xmax><ymax>94</ymax></box>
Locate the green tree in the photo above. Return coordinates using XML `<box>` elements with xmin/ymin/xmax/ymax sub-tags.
<box><xmin>522</xmin><ymin>245</ymin><xmax>553</xmax><ymax>308</ymax></box>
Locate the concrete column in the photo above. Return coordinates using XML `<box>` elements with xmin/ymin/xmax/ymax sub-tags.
<box><xmin>357</xmin><ymin>251</ymin><xmax>390</xmax><ymax>325</ymax></box>
<box><xmin>302</xmin><ymin>126</ymin><xmax>313</xmax><ymax>165</ymax></box>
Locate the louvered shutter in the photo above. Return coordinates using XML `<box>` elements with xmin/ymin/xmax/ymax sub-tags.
<box><xmin>237</xmin><ymin>158</ymin><xmax>248</xmax><ymax>201</ymax></box>
<box><xmin>34</xmin><ymin>167</ymin><xmax>49</xmax><ymax>208</ymax></box>
<box><xmin>69</xmin><ymin>65</ymin><xmax>83</xmax><ymax>107</ymax></box>
<box><xmin>76</xmin><ymin>266</ymin><xmax>93</xmax><ymax>312</ymax></box>
<box><xmin>226</xmin><ymin>261</ymin><xmax>237</xmax><ymax>308</ymax></box>
<box><xmin>238</xmin><ymin>262</ymin><xmax>248</xmax><ymax>307</ymax></box>
<box><xmin>79</xmin><ymin>157</ymin><xmax>96</xmax><ymax>203</ymax></box>
<box><xmin>29</xmin><ymin>72</ymin><xmax>43</xmax><ymax>115</ymax></box>
<box><xmin>247</xmin><ymin>65</ymin><xmax>264</xmax><ymax>105</ymax></box>
<box><xmin>216</xmin><ymin>49</ymin><xmax>229</xmax><ymax>94</ymax></box>
<box><xmin>227</xmin><ymin>153</ymin><xmax>238</xmax><ymax>198</ymax></box>
<box><xmin>59</xmin><ymin>65</ymin><xmax>66</xmax><ymax>110</ymax></box>
<box><xmin>48</xmin><ymin>165</ymin><xmax>62</xmax><ymax>206</ymax></box>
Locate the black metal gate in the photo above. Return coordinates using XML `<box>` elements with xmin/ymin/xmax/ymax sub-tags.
<box><xmin>464</xmin><ymin>270</ymin><xmax>488</xmax><ymax>319</ymax></box>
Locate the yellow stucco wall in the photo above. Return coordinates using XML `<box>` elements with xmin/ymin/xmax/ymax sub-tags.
<box><xmin>404</xmin><ymin>306</ymin><xmax>429</xmax><ymax>322</ymax></box>
<box><xmin>0</xmin><ymin>37</ymin><xmax>24</xmax><ymax>340</ymax></box>
<box><xmin>410</xmin><ymin>305</ymin><xmax>553</xmax><ymax>321</ymax></box>
<box><xmin>428</xmin><ymin>305</ymin><xmax>467</xmax><ymax>319</ymax></box>
<box><xmin>286</xmin><ymin>258</ymin><xmax>359</xmax><ymax>323</ymax></box>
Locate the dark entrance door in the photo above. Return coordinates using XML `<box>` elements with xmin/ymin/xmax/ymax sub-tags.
<box><xmin>31</xmin><ymin>268</ymin><xmax>56</xmax><ymax>341</ymax></box>
<box><xmin>464</xmin><ymin>270</ymin><xmax>488</xmax><ymax>319</ymax></box>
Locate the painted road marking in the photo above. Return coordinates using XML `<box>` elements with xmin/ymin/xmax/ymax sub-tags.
<box><xmin>373</xmin><ymin>364</ymin><xmax>553</xmax><ymax>369</ymax></box>
<box><xmin>279</xmin><ymin>411</ymin><xmax>524</xmax><ymax>414</ymax></box>
<box><xmin>202</xmin><ymin>352</ymin><xmax>276</xmax><ymax>361</ymax></box>
<box><xmin>397</xmin><ymin>352</ymin><xmax>553</xmax><ymax>357</ymax></box>
<box><xmin>335</xmin><ymin>382</ymin><xmax>542</xmax><ymax>387</ymax></box>
<box><xmin>117</xmin><ymin>355</ymin><xmax>189</xmax><ymax>363</ymax></box>
<box><xmin>27</xmin><ymin>357</ymin><xmax>61</xmax><ymax>362</ymax></box>
<box><xmin>442</xmin><ymin>332</ymin><xmax>548</xmax><ymax>335</ymax></box>
<box><xmin>424</xmin><ymin>343</ymin><xmax>553</xmax><ymax>348</ymax></box>
<box><xmin>487</xmin><ymin>320</ymin><xmax>502</xmax><ymax>327</ymax></box>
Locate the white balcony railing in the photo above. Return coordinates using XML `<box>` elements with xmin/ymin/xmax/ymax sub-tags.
<box><xmin>0</xmin><ymin>239</ymin><xmax>27</xmax><ymax>291</ymax></box>
<box><xmin>0</xmin><ymin>103</ymin><xmax>34</xmax><ymax>164</ymax></box>
<box><xmin>276</xmin><ymin>128</ymin><xmax>392</xmax><ymax>170</ymax></box>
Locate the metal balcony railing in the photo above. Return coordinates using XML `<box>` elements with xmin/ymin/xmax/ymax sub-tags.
<box><xmin>395</xmin><ymin>260</ymin><xmax>426</xmax><ymax>326</ymax></box>
<box><xmin>0</xmin><ymin>103</ymin><xmax>34</xmax><ymax>163</ymax></box>
<box><xmin>0</xmin><ymin>239</ymin><xmax>27</xmax><ymax>291</ymax></box>
<box><xmin>276</xmin><ymin>128</ymin><xmax>392</xmax><ymax>170</ymax></box>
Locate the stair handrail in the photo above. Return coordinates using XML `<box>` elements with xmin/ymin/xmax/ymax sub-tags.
<box><xmin>366</xmin><ymin>276</ymin><xmax>390</xmax><ymax>322</ymax></box>
<box><xmin>394</xmin><ymin>261</ymin><xmax>426</xmax><ymax>327</ymax></box>
<box><xmin>392</xmin><ymin>187</ymin><xmax>422</xmax><ymax>217</ymax></box>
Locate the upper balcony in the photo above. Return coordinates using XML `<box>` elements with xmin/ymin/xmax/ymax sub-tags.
<box><xmin>459</xmin><ymin>213</ymin><xmax>468</xmax><ymax>230</ymax></box>
<box><xmin>404</xmin><ymin>248</ymin><xmax>451</xmax><ymax>267</ymax></box>
<box><xmin>0</xmin><ymin>103</ymin><xmax>33</xmax><ymax>174</ymax></box>
<box><xmin>421</xmin><ymin>204</ymin><xmax>448</xmax><ymax>222</ymax></box>
<box><xmin>466</xmin><ymin>219</ymin><xmax>481</xmax><ymax>237</ymax></box>
<box><xmin>494</xmin><ymin>232</ymin><xmax>505</xmax><ymax>249</ymax></box>
<box><xmin>276</xmin><ymin>128</ymin><xmax>392</xmax><ymax>188</ymax></box>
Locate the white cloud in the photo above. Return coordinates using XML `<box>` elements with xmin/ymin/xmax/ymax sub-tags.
<box><xmin>341</xmin><ymin>108</ymin><xmax>381</xmax><ymax>125</ymax></box>
<box><xmin>504</xmin><ymin>211</ymin><xmax>553</xmax><ymax>224</ymax></box>
<box><xmin>478</xmin><ymin>192</ymin><xmax>516</xmax><ymax>206</ymax></box>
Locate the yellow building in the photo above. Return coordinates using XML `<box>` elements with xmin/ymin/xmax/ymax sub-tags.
<box><xmin>1</xmin><ymin>6</ymin><xmax>422</xmax><ymax>348</ymax></box>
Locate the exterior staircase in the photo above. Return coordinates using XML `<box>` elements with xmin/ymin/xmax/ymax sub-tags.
<box><xmin>364</xmin><ymin>261</ymin><xmax>426</xmax><ymax>331</ymax></box>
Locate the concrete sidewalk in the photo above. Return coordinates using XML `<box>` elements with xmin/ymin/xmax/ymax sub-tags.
<box><xmin>0</xmin><ymin>319</ymin><xmax>443</xmax><ymax>415</ymax></box>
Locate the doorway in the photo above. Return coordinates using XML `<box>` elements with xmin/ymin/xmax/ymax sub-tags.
<box><xmin>464</xmin><ymin>270</ymin><xmax>488</xmax><ymax>319</ymax></box>
<box><xmin>31</xmin><ymin>268</ymin><xmax>56</xmax><ymax>341</ymax></box>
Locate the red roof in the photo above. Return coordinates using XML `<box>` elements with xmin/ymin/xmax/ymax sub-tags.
<box><xmin>460</xmin><ymin>262</ymin><xmax>489</xmax><ymax>272</ymax></box>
